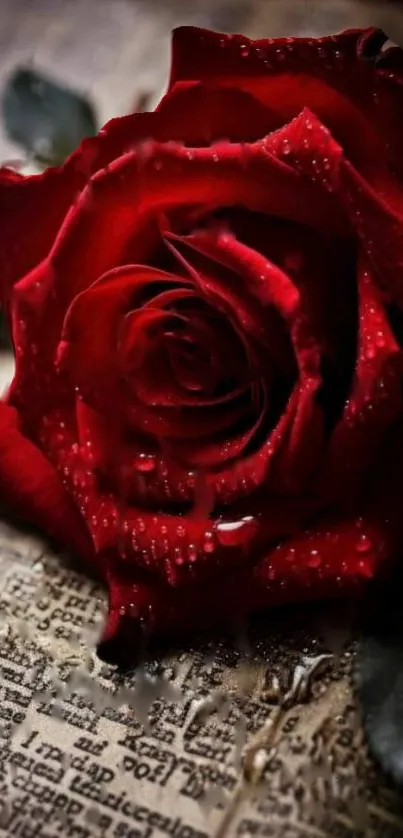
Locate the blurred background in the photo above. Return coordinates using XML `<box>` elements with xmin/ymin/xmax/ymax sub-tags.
<box><xmin>0</xmin><ymin>0</ymin><xmax>402</xmax><ymax>384</ymax></box>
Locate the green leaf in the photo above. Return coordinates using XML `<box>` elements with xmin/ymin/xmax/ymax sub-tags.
<box><xmin>2</xmin><ymin>67</ymin><xmax>98</xmax><ymax>167</ymax></box>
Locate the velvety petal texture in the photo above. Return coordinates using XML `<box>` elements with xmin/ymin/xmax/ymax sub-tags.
<box><xmin>1</xmin><ymin>25</ymin><xmax>403</xmax><ymax>663</ymax></box>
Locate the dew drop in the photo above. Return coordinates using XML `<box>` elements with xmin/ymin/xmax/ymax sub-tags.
<box><xmin>134</xmin><ymin>453</ymin><xmax>157</xmax><ymax>473</ymax></box>
<box><xmin>174</xmin><ymin>547</ymin><xmax>184</xmax><ymax>566</ymax></box>
<box><xmin>102</xmin><ymin>518</ymin><xmax>109</xmax><ymax>528</ymax></box>
<box><xmin>176</xmin><ymin>525</ymin><xmax>186</xmax><ymax>538</ymax></box>
<box><xmin>358</xmin><ymin>559</ymin><xmax>373</xmax><ymax>579</ymax></box>
<box><xmin>137</xmin><ymin>518</ymin><xmax>146</xmax><ymax>533</ymax></box>
<box><xmin>160</xmin><ymin>524</ymin><xmax>168</xmax><ymax>536</ymax></box>
<box><xmin>240</xmin><ymin>44</ymin><xmax>250</xmax><ymax>57</ymax></box>
<box><xmin>118</xmin><ymin>605</ymin><xmax>127</xmax><ymax>617</ymax></box>
<box><xmin>375</xmin><ymin>331</ymin><xmax>385</xmax><ymax>349</ymax></box>
<box><xmin>282</xmin><ymin>139</ymin><xmax>292</xmax><ymax>156</ymax></box>
<box><xmin>188</xmin><ymin>544</ymin><xmax>197</xmax><ymax>562</ymax></box>
<box><xmin>366</xmin><ymin>345</ymin><xmax>376</xmax><ymax>360</ymax></box>
<box><xmin>285</xmin><ymin>548</ymin><xmax>296</xmax><ymax>563</ymax></box>
<box><xmin>203</xmin><ymin>532</ymin><xmax>216</xmax><ymax>553</ymax></box>
<box><xmin>307</xmin><ymin>549</ymin><xmax>322</xmax><ymax>568</ymax></box>
<box><xmin>355</xmin><ymin>532</ymin><xmax>372</xmax><ymax>554</ymax></box>
<box><xmin>216</xmin><ymin>515</ymin><xmax>259</xmax><ymax>547</ymax></box>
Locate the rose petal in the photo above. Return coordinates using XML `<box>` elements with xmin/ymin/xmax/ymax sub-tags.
<box><xmin>101</xmin><ymin>436</ymin><xmax>403</xmax><ymax>663</ymax></box>
<box><xmin>325</xmin><ymin>258</ymin><xmax>403</xmax><ymax>498</ymax></box>
<box><xmin>12</xmin><ymin>131</ymin><xmax>346</xmax><ymax>360</ymax></box>
<box><xmin>166</xmin><ymin>230</ymin><xmax>298</xmax><ymax>377</ymax></box>
<box><xmin>0</xmin><ymin>401</ymin><xmax>92</xmax><ymax>558</ymax></box>
<box><xmin>168</xmin><ymin>27</ymin><xmax>401</xmax><ymax>184</ymax></box>
<box><xmin>0</xmin><ymin>79</ymin><xmax>287</xmax><ymax>311</ymax></box>
<box><xmin>91</xmin><ymin>83</ymin><xmax>281</xmax><ymax>164</ymax></box>
<box><xmin>341</xmin><ymin>161</ymin><xmax>403</xmax><ymax>305</ymax></box>
<box><xmin>0</xmin><ymin>160</ymin><xmax>89</xmax><ymax>306</ymax></box>
<box><xmin>98</xmin><ymin>507</ymin><xmax>391</xmax><ymax>660</ymax></box>
<box><xmin>58</xmin><ymin>266</ymin><xmax>189</xmax><ymax>409</ymax></box>
<box><xmin>170</xmin><ymin>227</ymin><xmax>300</xmax><ymax>318</ymax></box>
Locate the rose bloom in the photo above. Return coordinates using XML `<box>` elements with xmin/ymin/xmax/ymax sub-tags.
<box><xmin>1</xmin><ymin>27</ymin><xmax>403</xmax><ymax>663</ymax></box>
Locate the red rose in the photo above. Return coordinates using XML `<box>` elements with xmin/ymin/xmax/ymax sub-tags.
<box><xmin>1</xmin><ymin>27</ymin><xmax>403</xmax><ymax>664</ymax></box>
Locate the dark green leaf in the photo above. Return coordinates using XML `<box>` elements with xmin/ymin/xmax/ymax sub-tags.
<box><xmin>2</xmin><ymin>67</ymin><xmax>98</xmax><ymax>167</ymax></box>
<box><xmin>356</xmin><ymin>568</ymin><xmax>403</xmax><ymax>785</ymax></box>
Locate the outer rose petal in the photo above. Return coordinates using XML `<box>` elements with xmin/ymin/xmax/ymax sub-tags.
<box><xmin>99</xmin><ymin>429</ymin><xmax>403</xmax><ymax>662</ymax></box>
<box><xmin>98</xmin><ymin>513</ymin><xmax>389</xmax><ymax>664</ymax></box>
<box><xmin>0</xmin><ymin>163</ymin><xmax>86</xmax><ymax>307</ymax></box>
<box><xmin>168</xmin><ymin>27</ymin><xmax>403</xmax><ymax>183</ymax></box>
<box><xmin>0</xmin><ymin>81</ymin><xmax>283</xmax><ymax>310</ymax></box>
<box><xmin>325</xmin><ymin>258</ymin><xmax>403</xmax><ymax>499</ymax></box>
<box><xmin>0</xmin><ymin>402</ymin><xmax>92</xmax><ymax>559</ymax></box>
<box><xmin>19</xmin><ymin>132</ymin><xmax>347</xmax><ymax>316</ymax></box>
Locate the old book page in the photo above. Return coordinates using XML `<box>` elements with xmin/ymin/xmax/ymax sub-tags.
<box><xmin>0</xmin><ymin>519</ymin><xmax>402</xmax><ymax>838</ymax></box>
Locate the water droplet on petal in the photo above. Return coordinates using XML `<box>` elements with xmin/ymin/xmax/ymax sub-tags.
<box><xmin>203</xmin><ymin>532</ymin><xmax>216</xmax><ymax>553</ymax></box>
<box><xmin>307</xmin><ymin>549</ymin><xmax>322</xmax><ymax>568</ymax></box>
<box><xmin>355</xmin><ymin>532</ymin><xmax>372</xmax><ymax>554</ymax></box>
<box><xmin>134</xmin><ymin>453</ymin><xmax>157</xmax><ymax>473</ymax></box>
<box><xmin>174</xmin><ymin>547</ymin><xmax>184</xmax><ymax>565</ymax></box>
<box><xmin>137</xmin><ymin>518</ymin><xmax>146</xmax><ymax>533</ymax></box>
<box><xmin>282</xmin><ymin>139</ymin><xmax>292</xmax><ymax>156</ymax></box>
<box><xmin>240</xmin><ymin>43</ymin><xmax>250</xmax><ymax>57</ymax></box>
<box><xmin>188</xmin><ymin>544</ymin><xmax>197</xmax><ymax>562</ymax></box>
<box><xmin>216</xmin><ymin>516</ymin><xmax>259</xmax><ymax>547</ymax></box>
<box><xmin>358</xmin><ymin>559</ymin><xmax>373</xmax><ymax>579</ymax></box>
<box><xmin>285</xmin><ymin>548</ymin><xmax>296</xmax><ymax>563</ymax></box>
<box><xmin>176</xmin><ymin>524</ymin><xmax>186</xmax><ymax>538</ymax></box>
